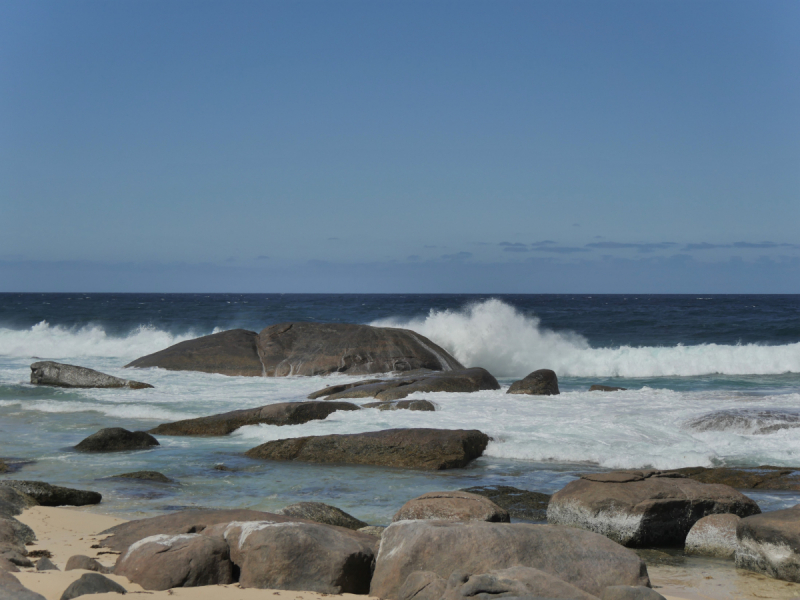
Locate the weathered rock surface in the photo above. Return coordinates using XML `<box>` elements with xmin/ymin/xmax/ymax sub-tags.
<box><xmin>149</xmin><ymin>401</ymin><xmax>360</xmax><ymax>436</ymax></box>
<box><xmin>601</xmin><ymin>586</ymin><xmax>666</xmax><ymax>600</ymax></box>
<box><xmin>35</xmin><ymin>556</ymin><xmax>58</xmax><ymax>571</ymax></box>
<box><xmin>30</xmin><ymin>361</ymin><xmax>152</xmax><ymax>389</ymax></box>
<box><xmin>0</xmin><ymin>570</ymin><xmax>47</xmax><ymax>600</ymax></box>
<box><xmin>59</xmin><ymin>572</ymin><xmax>127</xmax><ymax>599</ymax></box>
<box><xmin>245</xmin><ymin>428</ymin><xmax>489</xmax><ymax>471</ymax></box>
<box><xmin>370</xmin><ymin>520</ymin><xmax>650</xmax><ymax>599</ymax></box>
<box><xmin>396</xmin><ymin>571</ymin><xmax>447</xmax><ymax>600</ymax></box>
<box><xmin>65</xmin><ymin>554</ymin><xmax>113</xmax><ymax>574</ymax></box>
<box><xmin>507</xmin><ymin>369</ymin><xmax>560</xmax><ymax>396</ymax></box>
<box><xmin>461</xmin><ymin>486</ymin><xmax>551</xmax><ymax>522</ymax></box>
<box><xmin>310</xmin><ymin>368</ymin><xmax>499</xmax><ymax>402</ymax></box>
<box><xmin>684</xmin><ymin>513</ymin><xmax>740</xmax><ymax>558</ymax></box>
<box><xmin>358</xmin><ymin>526</ymin><xmax>385</xmax><ymax>538</ymax></box>
<box><xmin>364</xmin><ymin>399</ymin><xmax>436</xmax><ymax>412</ymax></box>
<box><xmin>112</xmin><ymin>471</ymin><xmax>172</xmax><ymax>483</ymax></box>
<box><xmin>221</xmin><ymin>520</ymin><xmax>377</xmax><ymax>593</ymax></box>
<box><xmin>590</xmin><ymin>385</ymin><xmax>627</xmax><ymax>392</ymax></box>
<box><xmin>735</xmin><ymin>504</ymin><xmax>800</xmax><ymax>582</ymax></box>
<box><xmin>393</xmin><ymin>491</ymin><xmax>510</xmax><ymax>523</ymax></box>
<box><xmin>662</xmin><ymin>465</ymin><xmax>800</xmax><ymax>491</ymax></box>
<box><xmin>75</xmin><ymin>428</ymin><xmax>159</xmax><ymax>453</ymax></box>
<box><xmin>0</xmin><ymin>487</ymin><xmax>38</xmax><ymax>519</ymax></box>
<box><xmin>547</xmin><ymin>469</ymin><xmax>761</xmax><ymax>547</ymax></box>
<box><xmin>0</xmin><ymin>516</ymin><xmax>36</xmax><ymax>547</ymax></box>
<box><xmin>439</xmin><ymin>566</ymin><xmax>599</xmax><ymax>600</ymax></box>
<box><xmin>275</xmin><ymin>502</ymin><xmax>367</xmax><ymax>530</ymax></box>
<box><xmin>127</xmin><ymin>323</ymin><xmax>463</xmax><ymax>377</ymax></box>
<box><xmin>115</xmin><ymin>533</ymin><xmax>234</xmax><ymax>590</ymax></box>
<box><xmin>0</xmin><ymin>481</ymin><xmax>101</xmax><ymax>507</ymax></box>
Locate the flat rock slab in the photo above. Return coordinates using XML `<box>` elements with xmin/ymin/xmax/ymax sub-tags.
<box><xmin>736</xmin><ymin>504</ymin><xmax>800</xmax><ymax>582</ymax></box>
<box><xmin>126</xmin><ymin>322</ymin><xmax>463</xmax><ymax>377</ymax></box>
<box><xmin>393</xmin><ymin>491</ymin><xmax>509</xmax><ymax>523</ymax></box>
<box><xmin>75</xmin><ymin>428</ymin><xmax>159</xmax><ymax>452</ymax></box>
<box><xmin>370</xmin><ymin>520</ymin><xmax>649</xmax><ymax>599</ymax></box>
<box><xmin>276</xmin><ymin>502</ymin><xmax>368</xmax><ymax>530</ymax></box>
<box><xmin>309</xmin><ymin>368</ymin><xmax>500</xmax><ymax>401</ymax></box>
<box><xmin>31</xmin><ymin>361</ymin><xmax>152</xmax><ymax>389</ymax></box>
<box><xmin>245</xmin><ymin>428</ymin><xmax>489</xmax><ymax>471</ymax></box>
<box><xmin>507</xmin><ymin>369</ymin><xmax>560</xmax><ymax>396</ymax></box>
<box><xmin>661</xmin><ymin>465</ymin><xmax>800</xmax><ymax>491</ymax></box>
<box><xmin>0</xmin><ymin>481</ymin><xmax>101</xmax><ymax>507</ymax></box>
<box><xmin>548</xmin><ymin>469</ymin><xmax>761</xmax><ymax>547</ymax></box>
<box><xmin>461</xmin><ymin>485</ymin><xmax>551</xmax><ymax>522</ymax></box>
<box><xmin>364</xmin><ymin>399</ymin><xmax>436</xmax><ymax>411</ymax></box>
<box><xmin>149</xmin><ymin>401</ymin><xmax>360</xmax><ymax>436</ymax></box>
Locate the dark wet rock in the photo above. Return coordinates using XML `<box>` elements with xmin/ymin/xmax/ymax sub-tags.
<box><xmin>0</xmin><ymin>487</ymin><xmax>38</xmax><ymax>519</ymax></box>
<box><xmin>213</xmin><ymin>464</ymin><xmax>236</xmax><ymax>472</ymax></box>
<box><xmin>98</xmin><ymin>508</ymin><xmax>303</xmax><ymax>554</ymax></box>
<box><xmin>115</xmin><ymin>533</ymin><xmax>234</xmax><ymax>590</ymax></box>
<box><xmin>245</xmin><ymin>428</ymin><xmax>489</xmax><ymax>471</ymax></box>
<box><xmin>125</xmin><ymin>328</ymin><xmax>264</xmax><ymax>376</ymax></box>
<box><xmin>0</xmin><ymin>460</ymin><xmax>7</xmax><ymax>474</ymax></box>
<box><xmin>547</xmin><ymin>469</ymin><xmax>761</xmax><ymax>548</ymax></box>
<box><xmin>735</xmin><ymin>504</ymin><xmax>800</xmax><ymax>582</ymax></box>
<box><xmin>358</xmin><ymin>525</ymin><xmax>385</xmax><ymax>538</ymax></box>
<box><xmin>662</xmin><ymin>465</ymin><xmax>800</xmax><ymax>491</ymax></box>
<box><xmin>36</xmin><ymin>556</ymin><xmax>58</xmax><ymax>571</ymax></box>
<box><xmin>461</xmin><ymin>486</ymin><xmax>551</xmax><ymax>522</ymax></box>
<box><xmin>590</xmin><ymin>385</ymin><xmax>627</xmax><ymax>392</ymax></box>
<box><xmin>30</xmin><ymin>361</ymin><xmax>152</xmax><ymax>389</ymax></box>
<box><xmin>65</xmin><ymin>555</ymin><xmax>113</xmax><ymax>574</ymax></box>
<box><xmin>223</xmin><ymin>520</ymin><xmax>377</xmax><ymax>593</ymax></box>
<box><xmin>507</xmin><ymin>370</ymin><xmax>559</xmax><ymax>396</ymax></box>
<box><xmin>0</xmin><ymin>570</ymin><xmax>47</xmax><ymax>600</ymax></box>
<box><xmin>75</xmin><ymin>428</ymin><xmax>159</xmax><ymax>453</ymax></box>
<box><xmin>149</xmin><ymin>401</ymin><xmax>360</xmax><ymax>436</ymax></box>
<box><xmin>112</xmin><ymin>471</ymin><xmax>172</xmax><ymax>483</ymax></box>
<box><xmin>59</xmin><ymin>572</ymin><xmax>127</xmax><ymax>599</ymax></box>
<box><xmin>0</xmin><ymin>481</ymin><xmax>101</xmax><ymax>507</ymax></box>
<box><xmin>393</xmin><ymin>491</ymin><xmax>510</xmax><ymax>523</ymax></box>
<box><xmin>601</xmin><ymin>586</ymin><xmax>666</xmax><ymax>600</ymax></box>
<box><xmin>440</xmin><ymin>566</ymin><xmax>598</xmax><ymax>600</ymax></box>
<box><xmin>363</xmin><ymin>399</ymin><xmax>436</xmax><ymax>411</ymax></box>
<box><xmin>370</xmin><ymin>520</ymin><xmax>649</xmax><ymax>599</ymax></box>
<box><xmin>686</xmin><ymin>408</ymin><xmax>800</xmax><ymax>435</ymax></box>
<box><xmin>0</xmin><ymin>459</ymin><xmax>32</xmax><ymax>475</ymax></box>
<box><xmin>309</xmin><ymin>368</ymin><xmax>500</xmax><ymax>402</ymax></box>
<box><xmin>275</xmin><ymin>501</ymin><xmax>368</xmax><ymax>530</ymax></box>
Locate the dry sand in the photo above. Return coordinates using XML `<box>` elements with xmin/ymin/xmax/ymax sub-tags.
<box><xmin>10</xmin><ymin>506</ymin><xmax>800</xmax><ymax>600</ymax></box>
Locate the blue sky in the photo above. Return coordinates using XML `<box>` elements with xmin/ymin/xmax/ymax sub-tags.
<box><xmin>1</xmin><ymin>0</ymin><xmax>798</xmax><ymax>292</ymax></box>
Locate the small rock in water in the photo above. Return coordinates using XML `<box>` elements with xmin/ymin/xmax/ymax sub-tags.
<box><xmin>363</xmin><ymin>399</ymin><xmax>436</xmax><ymax>411</ymax></box>
<box><xmin>460</xmin><ymin>485</ymin><xmax>550</xmax><ymax>521</ymax></box>
<box><xmin>507</xmin><ymin>369</ymin><xmax>560</xmax><ymax>395</ymax></box>
<box><xmin>276</xmin><ymin>501</ymin><xmax>368</xmax><ymax>530</ymax></box>
<box><xmin>590</xmin><ymin>384</ymin><xmax>627</xmax><ymax>392</ymax></box>
<box><xmin>30</xmin><ymin>361</ymin><xmax>152</xmax><ymax>389</ymax></box>
<box><xmin>74</xmin><ymin>428</ymin><xmax>159</xmax><ymax>453</ymax></box>
<box><xmin>112</xmin><ymin>471</ymin><xmax>173</xmax><ymax>483</ymax></box>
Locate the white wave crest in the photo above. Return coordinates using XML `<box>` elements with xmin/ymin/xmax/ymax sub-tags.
<box><xmin>0</xmin><ymin>321</ymin><xmax>196</xmax><ymax>360</ymax></box>
<box><xmin>371</xmin><ymin>299</ymin><xmax>800</xmax><ymax>378</ymax></box>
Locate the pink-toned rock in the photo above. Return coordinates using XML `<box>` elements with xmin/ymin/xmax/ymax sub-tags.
<box><xmin>393</xmin><ymin>491</ymin><xmax>509</xmax><ymax>523</ymax></box>
<box><xmin>685</xmin><ymin>513</ymin><xmax>741</xmax><ymax>558</ymax></box>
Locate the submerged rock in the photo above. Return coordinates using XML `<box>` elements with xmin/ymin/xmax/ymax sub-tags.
<box><xmin>275</xmin><ymin>502</ymin><xmax>368</xmax><ymax>530</ymax></box>
<box><xmin>75</xmin><ymin>428</ymin><xmax>159</xmax><ymax>453</ymax></box>
<box><xmin>0</xmin><ymin>481</ymin><xmax>101</xmax><ymax>507</ymax></box>
<box><xmin>309</xmin><ymin>368</ymin><xmax>499</xmax><ymax>401</ymax></box>
<box><xmin>30</xmin><ymin>361</ymin><xmax>152</xmax><ymax>389</ymax></box>
<box><xmin>112</xmin><ymin>471</ymin><xmax>173</xmax><ymax>483</ymax></box>
<box><xmin>149</xmin><ymin>401</ymin><xmax>360</xmax><ymax>436</ymax></box>
<box><xmin>686</xmin><ymin>408</ymin><xmax>800</xmax><ymax>435</ymax></box>
<box><xmin>507</xmin><ymin>369</ymin><xmax>560</xmax><ymax>395</ymax></box>
<box><xmin>735</xmin><ymin>504</ymin><xmax>800</xmax><ymax>582</ymax></box>
<box><xmin>363</xmin><ymin>399</ymin><xmax>436</xmax><ymax>411</ymax></box>
<box><xmin>460</xmin><ymin>485</ymin><xmax>551</xmax><ymax>522</ymax></box>
<box><xmin>245</xmin><ymin>428</ymin><xmax>489</xmax><ymax>471</ymax></box>
<box><xmin>393</xmin><ymin>491</ymin><xmax>509</xmax><ymax>523</ymax></box>
<box><xmin>547</xmin><ymin>469</ymin><xmax>760</xmax><ymax>548</ymax></box>
<box><xmin>590</xmin><ymin>384</ymin><xmax>627</xmax><ymax>392</ymax></box>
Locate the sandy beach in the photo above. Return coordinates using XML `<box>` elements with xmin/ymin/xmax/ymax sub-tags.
<box><xmin>6</xmin><ymin>506</ymin><xmax>798</xmax><ymax>600</ymax></box>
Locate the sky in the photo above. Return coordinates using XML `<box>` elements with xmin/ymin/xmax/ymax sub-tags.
<box><xmin>1</xmin><ymin>0</ymin><xmax>798</xmax><ymax>292</ymax></box>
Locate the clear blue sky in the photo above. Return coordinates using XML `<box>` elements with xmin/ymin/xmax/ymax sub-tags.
<box><xmin>1</xmin><ymin>0</ymin><xmax>798</xmax><ymax>292</ymax></box>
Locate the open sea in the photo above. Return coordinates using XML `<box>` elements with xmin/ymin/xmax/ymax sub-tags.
<box><xmin>1</xmin><ymin>293</ymin><xmax>799</xmax><ymax>523</ymax></box>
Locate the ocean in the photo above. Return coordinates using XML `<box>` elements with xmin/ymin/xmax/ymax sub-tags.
<box><xmin>1</xmin><ymin>293</ymin><xmax>799</xmax><ymax>523</ymax></box>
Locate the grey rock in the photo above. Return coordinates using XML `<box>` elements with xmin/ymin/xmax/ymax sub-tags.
<box><xmin>364</xmin><ymin>399</ymin><xmax>437</xmax><ymax>411</ymax></box>
<box><xmin>31</xmin><ymin>361</ymin><xmax>152</xmax><ymax>389</ymax></box>
<box><xmin>685</xmin><ymin>513</ymin><xmax>740</xmax><ymax>559</ymax></box>
<box><xmin>589</xmin><ymin>385</ymin><xmax>627</xmax><ymax>392</ymax></box>
<box><xmin>0</xmin><ymin>516</ymin><xmax>36</xmax><ymax>547</ymax></box>
<box><xmin>601</xmin><ymin>586</ymin><xmax>665</xmax><ymax>600</ymax></box>
<box><xmin>0</xmin><ymin>570</ymin><xmax>47</xmax><ymax>600</ymax></box>
<box><xmin>735</xmin><ymin>504</ymin><xmax>800</xmax><ymax>582</ymax></box>
<box><xmin>393</xmin><ymin>491</ymin><xmax>510</xmax><ymax>523</ymax></box>
<box><xmin>461</xmin><ymin>486</ymin><xmax>551</xmax><ymax>522</ymax></box>
<box><xmin>0</xmin><ymin>486</ymin><xmax>39</xmax><ymax>518</ymax></box>
<box><xmin>507</xmin><ymin>370</ymin><xmax>559</xmax><ymax>396</ymax></box>
<box><xmin>276</xmin><ymin>502</ymin><xmax>367</xmax><ymax>530</ymax></box>
<box><xmin>111</xmin><ymin>471</ymin><xmax>172</xmax><ymax>483</ymax></box>
<box><xmin>59</xmin><ymin>573</ymin><xmax>126</xmax><ymax>599</ymax></box>
<box><xmin>36</xmin><ymin>556</ymin><xmax>59</xmax><ymax>571</ymax></box>
<box><xmin>65</xmin><ymin>555</ymin><xmax>113</xmax><ymax>574</ymax></box>
<box><xmin>0</xmin><ymin>481</ymin><xmax>101</xmax><ymax>506</ymax></box>
<box><xmin>74</xmin><ymin>428</ymin><xmax>158</xmax><ymax>453</ymax></box>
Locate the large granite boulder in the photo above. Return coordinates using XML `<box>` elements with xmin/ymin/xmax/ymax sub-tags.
<box><xmin>0</xmin><ymin>570</ymin><xmax>47</xmax><ymax>600</ymax></box>
<box><xmin>149</xmin><ymin>401</ymin><xmax>360</xmax><ymax>436</ymax></box>
<box><xmin>735</xmin><ymin>504</ymin><xmax>800</xmax><ymax>582</ymax></box>
<box><xmin>245</xmin><ymin>428</ymin><xmax>489</xmax><ymax>470</ymax></box>
<box><xmin>393</xmin><ymin>491</ymin><xmax>510</xmax><ymax>523</ymax></box>
<box><xmin>369</xmin><ymin>520</ymin><xmax>649</xmax><ymax>599</ymax></box>
<box><xmin>438</xmin><ymin>566</ymin><xmax>598</xmax><ymax>600</ymax></box>
<box><xmin>30</xmin><ymin>361</ymin><xmax>152</xmax><ymax>389</ymax></box>
<box><xmin>59</xmin><ymin>573</ymin><xmax>127</xmax><ymax>599</ymax></box>
<box><xmin>0</xmin><ymin>481</ymin><xmax>101</xmax><ymax>507</ymax></box>
<box><xmin>126</xmin><ymin>323</ymin><xmax>463</xmax><ymax>377</ymax></box>
<box><xmin>308</xmin><ymin>368</ymin><xmax>500</xmax><ymax>401</ymax></box>
<box><xmin>115</xmin><ymin>533</ymin><xmax>235</xmax><ymax>590</ymax></box>
<box><xmin>507</xmin><ymin>369</ymin><xmax>559</xmax><ymax>395</ymax></box>
<box><xmin>461</xmin><ymin>486</ymin><xmax>550</xmax><ymax>522</ymax></box>
<box><xmin>661</xmin><ymin>465</ymin><xmax>800</xmax><ymax>491</ymax></box>
<box><xmin>276</xmin><ymin>502</ymin><xmax>368</xmax><ymax>530</ymax></box>
<box><xmin>364</xmin><ymin>399</ymin><xmax>436</xmax><ymax>412</ymax></box>
<box><xmin>221</xmin><ymin>520</ymin><xmax>377</xmax><ymax>593</ymax></box>
<box><xmin>684</xmin><ymin>513</ymin><xmax>741</xmax><ymax>558</ymax></box>
<box><xmin>547</xmin><ymin>469</ymin><xmax>761</xmax><ymax>547</ymax></box>
<box><xmin>75</xmin><ymin>428</ymin><xmax>159</xmax><ymax>453</ymax></box>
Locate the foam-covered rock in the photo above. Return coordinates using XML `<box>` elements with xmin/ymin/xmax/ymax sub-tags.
<box><xmin>685</xmin><ymin>513</ymin><xmax>740</xmax><ymax>558</ymax></box>
<box><xmin>31</xmin><ymin>361</ymin><xmax>152</xmax><ymax>389</ymax></box>
<box><xmin>735</xmin><ymin>504</ymin><xmax>800</xmax><ymax>582</ymax></box>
